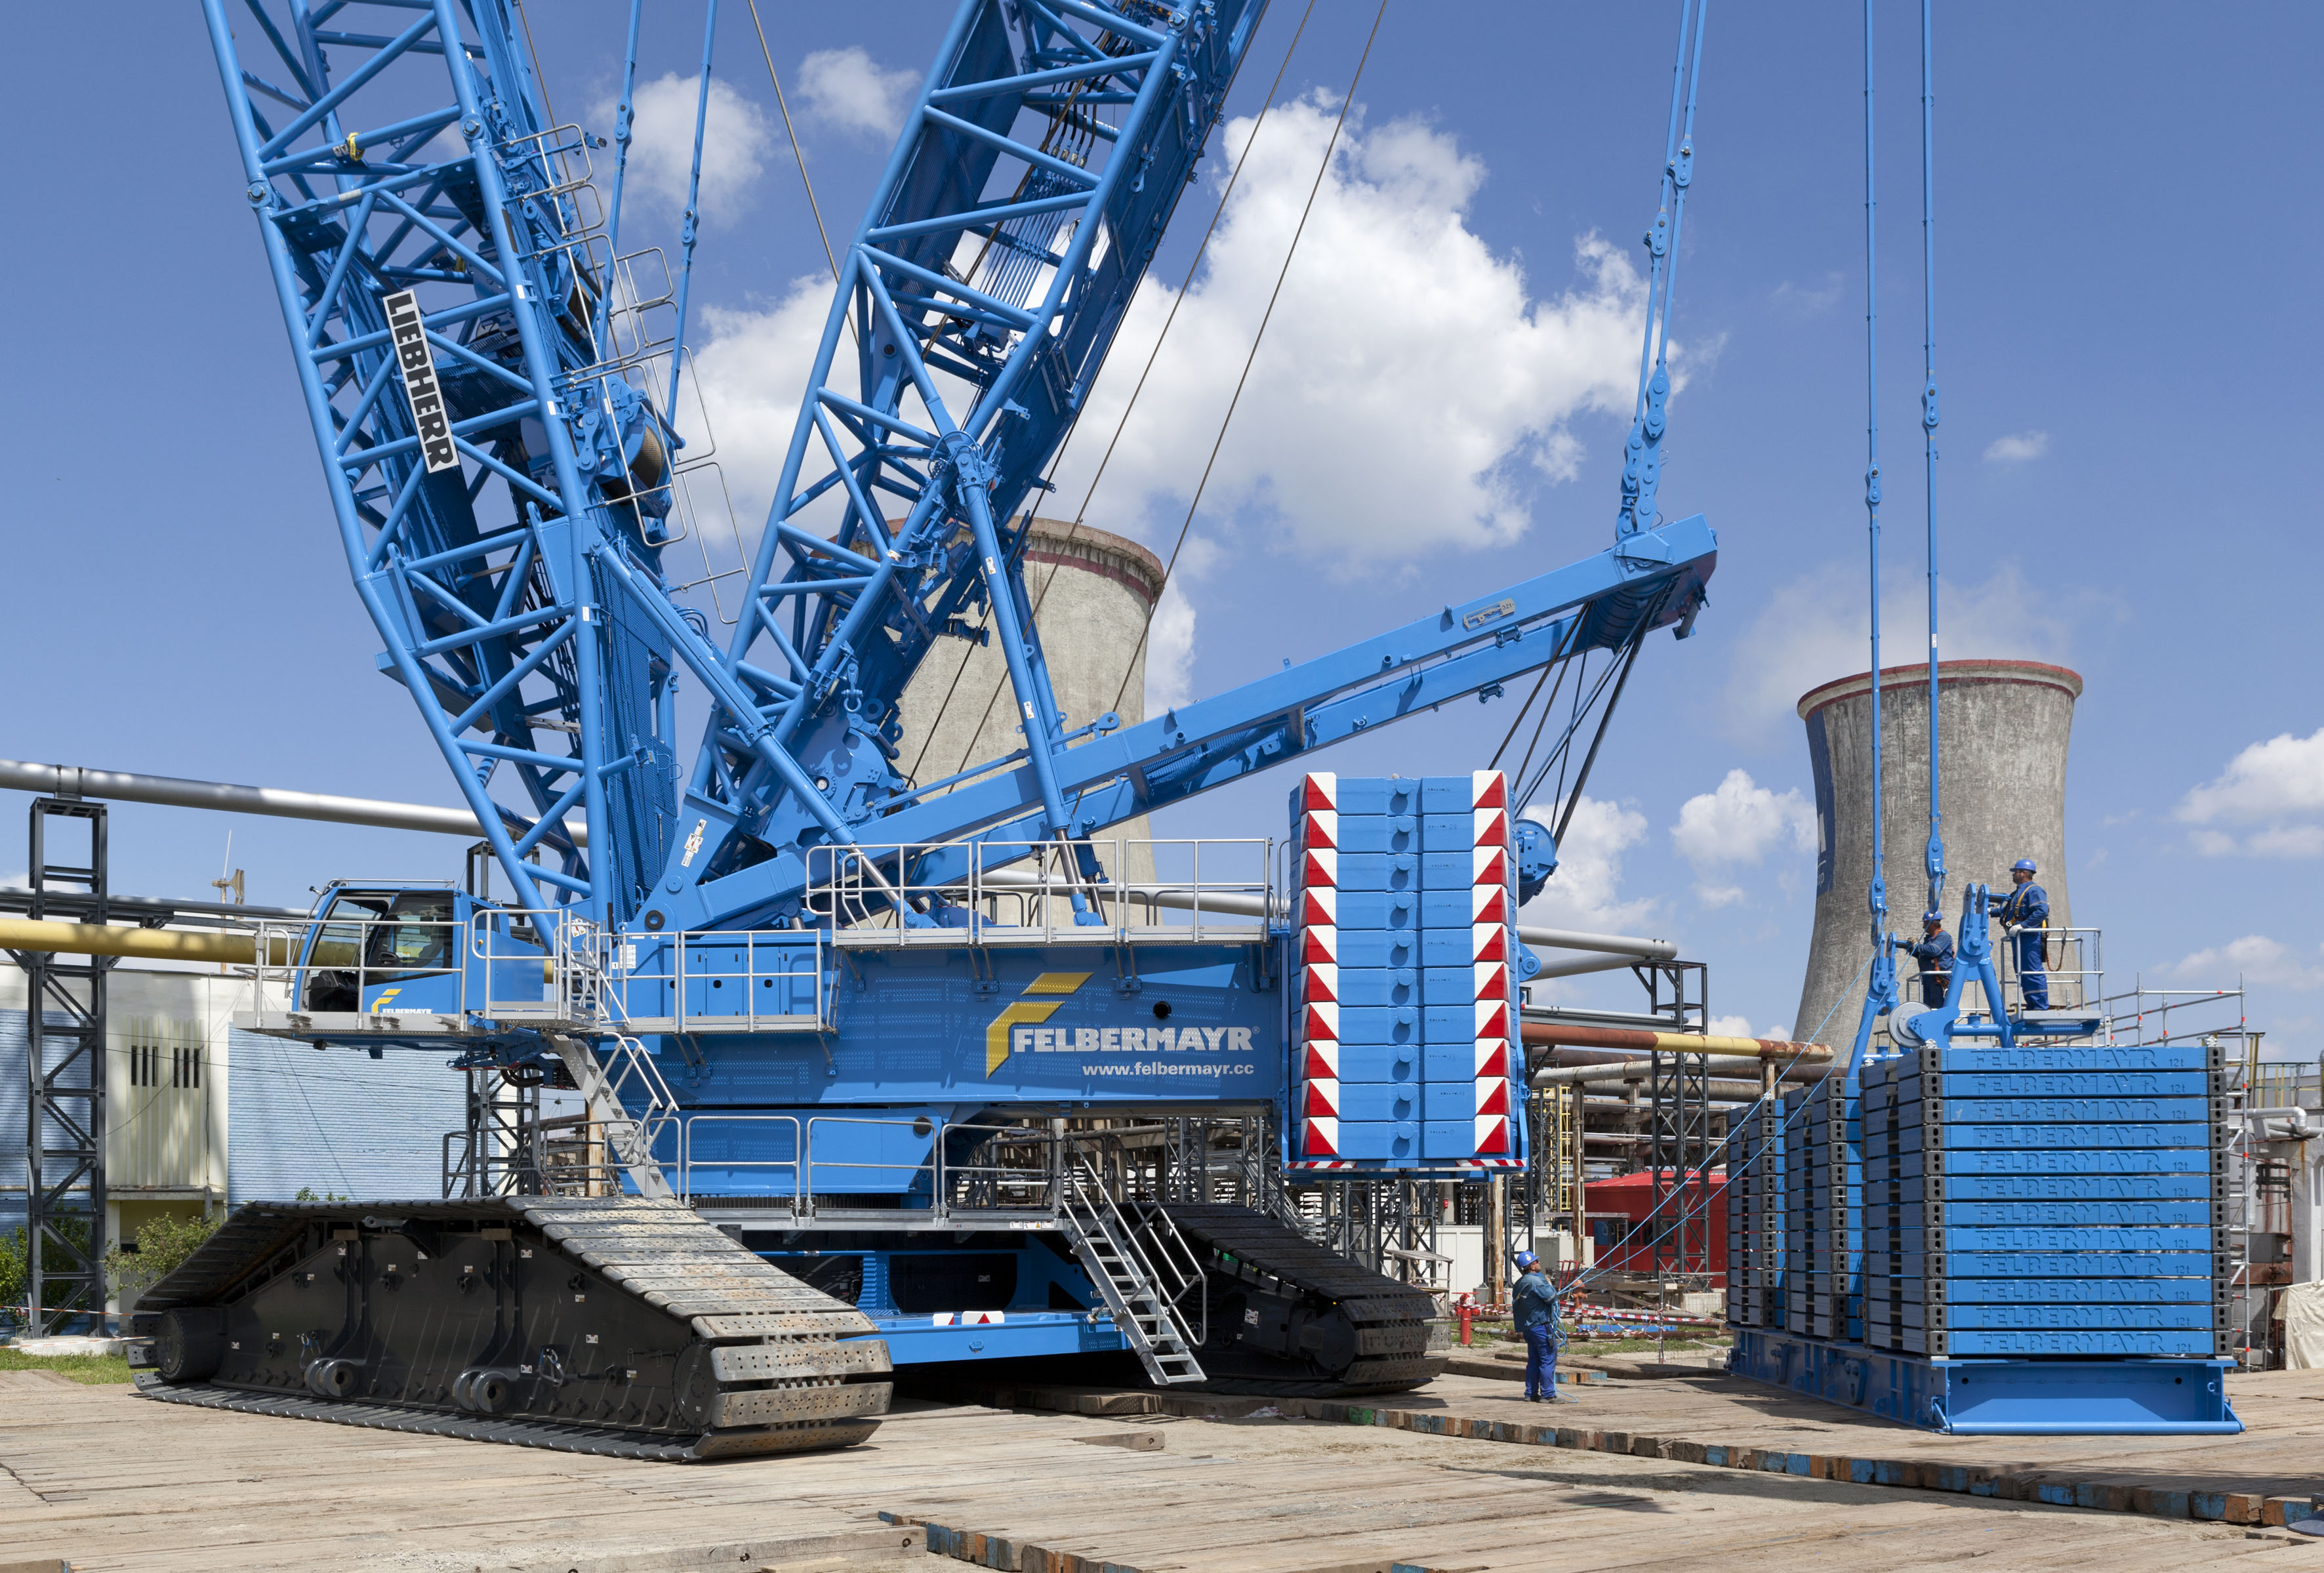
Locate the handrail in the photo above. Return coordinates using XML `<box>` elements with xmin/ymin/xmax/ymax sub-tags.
<box><xmin>679</xmin><ymin>1113</ymin><xmax>802</xmax><ymax>1209</ymax></box>
<box><xmin>807</xmin><ymin>836</ymin><xmax>1273</xmax><ymax>947</ymax></box>
<box><xmin>1063</xmin><ymin>1152</ymin><xmax>1207</xmax><ymax>1353</ymax></box>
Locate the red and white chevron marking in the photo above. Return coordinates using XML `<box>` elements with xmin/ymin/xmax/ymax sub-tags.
<box><xmin>1463</xmin><ymin>770</ymin><xmax>1516</xmax><ymax>1160</ymax></box>
<box><xmin>1295</xmin><ymin>773</ymin><xmax>1339</xmax><ymax>1161</ymax></box>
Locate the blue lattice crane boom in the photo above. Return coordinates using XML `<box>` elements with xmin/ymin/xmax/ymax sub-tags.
<box><xmin>201</xmin><ymin>0</ymin><xmax>1716</xmax><ymax>948</ymax></box>
<box><xmin>203</xmin><ymin>0</ymin><xmax>685</xmax><ymax>933</ymax></box>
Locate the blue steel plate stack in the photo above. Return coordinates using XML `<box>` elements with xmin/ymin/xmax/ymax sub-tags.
<box><xmin>1289</xmin><ymin>773</ymin><xmax>1520</xmax><ymax>1171</ymax></box>
<box><xmin>1723</xmin><ymin>1098</ymin><xmax>1785</xmax><ymax>1330</ymax></box>
<box><xmin>1783</xmin><ymin>1079</ymin><xmax>1860</xmax><ymax>1341</ymax></box>
<box><xmin>1859</xmin><ymin>1044</ymin><xmax>2230</xmax><ymax>1357</ymax></box>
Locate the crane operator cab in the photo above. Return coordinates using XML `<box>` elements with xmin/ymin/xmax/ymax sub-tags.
<box><xmin>280</xmin><ymin>881</ymin><xmax>553</xmax><ymax>1033</ymax></box>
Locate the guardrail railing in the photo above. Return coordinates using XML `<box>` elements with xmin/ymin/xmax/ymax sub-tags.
<box><xmin>1900</xmin><ymin>926</ymin><xmax>2104</xmax><ymax>1024</ymax></box>
<box><xmin>670</xmin><ymin>1116</ymin><xmax>1202</xmax><ymax>1231</ymax></box>
<box><xmin>245</xmin><ymin>910</ymin><xmax>472</xmax><ymax>1025</ymax></box>
<box><xmin>807</xmin><ymin>837</ymin><xmax>1273</xmax><ymax>947</ymax></box>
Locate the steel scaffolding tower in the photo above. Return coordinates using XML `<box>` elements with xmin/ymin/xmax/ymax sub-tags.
<box><xmin>18</xmin><ymin>799</ymin><xmax>110</xmax><ymax>1333</ymax></box>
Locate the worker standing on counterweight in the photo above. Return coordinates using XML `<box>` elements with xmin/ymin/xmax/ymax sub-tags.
<box><xmin>1990</xmin><ymin>860</ymin><xmax>2051</xmax><ymax>1011</ymax></box>
<box><xmin>1511</xmin><ymin>1250</ymin><xmax>1563</xmax><ymax>1402</ymax></box>
<box><xmin>1893</xmin><ymin>910</ymin><xmax>1954</xmax><ymax>1007</ymax></box>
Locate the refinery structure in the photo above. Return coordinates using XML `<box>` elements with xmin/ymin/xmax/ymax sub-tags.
<box><xmin>3</xmin><ymin>0</ymin><xmax>2319</xmax><ymax>1565</ymax></box>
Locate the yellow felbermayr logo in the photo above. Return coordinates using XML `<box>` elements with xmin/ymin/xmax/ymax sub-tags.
<box><xmin>985</xmin><ymin>971</ymin><xmax>1091</xmax><ymax>1074</ymax></box>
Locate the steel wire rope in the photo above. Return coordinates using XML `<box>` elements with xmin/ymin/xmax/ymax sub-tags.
<box><xmin>1489</xmin><ymin>615</ymin><xmax>1589</xmax><ymax>783</ymax></box>
<box><xmin>1485</xmin><ymin>668</ymin><xmax>1555</xmax><ymax>773</ymax></box>
<box><xmin>910</xmin><ymin>0</ymin><xmax>1320</xmax><ymax>788</ymax></box>
<box><xmin>1104</xmin><ymin>0</ymin><xmax>1393</xmax><ymax>724</ymax></box>
<box><xmin>1543</xmin><ymin>600</ymin><xmax>1661</xmax><ymax>851</ymax></box>
<box><xmin>744</xmin><ymin>0</ymin><xmax>844</xmax><ymax>296</ymax></box>
<box><xmin>1554</xmin><ymin>950</ymin><xmax>1873</xmax><ymax>1305</ymax></box>
<box><xmin>1515</xmin><ymin>651</ymin><xmax>1612</xmax><ymax>817</ymax></box>
<box><xmin>1506</xmin><ymin>649</ymin><xmax>1584</xmax><ymax>809</ymax></box>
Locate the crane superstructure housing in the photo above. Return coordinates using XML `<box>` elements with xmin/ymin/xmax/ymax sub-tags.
<box><xmin>140</xmin><ymin>0</ymin><xmax>1719</xmax><ymax>1460</ymax></box>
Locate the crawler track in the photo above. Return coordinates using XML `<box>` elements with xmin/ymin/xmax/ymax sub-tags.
<box><xmin>1166</xmin><ymin>1202</ymin><xmax>1444</xmax><ymax>1397</ymax></box>
<box><xmin>131</xmin><ymin>1196</ymin><xmax>890</xmax><ymax>1461</ymax></box>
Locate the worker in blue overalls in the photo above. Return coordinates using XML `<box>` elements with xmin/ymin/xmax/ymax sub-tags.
<box><xmin>1893</xmin><ymin>910</ymin><xmax>1954</xmax><ymax>1007</ymax></box>
<box><xmin>1989</xmin><ymin>859</ymin><xmax>2050</xmax><ymax>1011</ymax></box>
<box><xmin>1511</xmin><ymin>1250</ymin><xmax>1564</xmax><ymax>1402</ymax></box>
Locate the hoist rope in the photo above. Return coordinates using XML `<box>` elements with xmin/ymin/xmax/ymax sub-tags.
<box><xmin>745</xmin><ymin>0</ymin><xmax>844</xmax><ymax>296</ymax></box>
<box><xmin>1105</xmin><ymin>0</ymin><xmax>1393</xmax><ymax>722</ymax></box>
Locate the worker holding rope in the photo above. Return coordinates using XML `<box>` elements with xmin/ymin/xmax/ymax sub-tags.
<box><xmin>1511</xmin><ymin>1250</ymin><xmax>1566</xmax><ymax>1403</ymax></box>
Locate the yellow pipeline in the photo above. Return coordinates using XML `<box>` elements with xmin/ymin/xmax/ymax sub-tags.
<box><xmin>0</xmin><ymin>918</ymin><xmax>289</xmax><ymax>965</ymax></box>
<box><xmin>1521</xmin><ymin>1021</ymin><xmax>1833</xmax><ymax>1061</ymax></box>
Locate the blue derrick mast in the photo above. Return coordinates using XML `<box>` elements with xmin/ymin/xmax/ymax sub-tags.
<box><xmin>191</xmin><ymin>0</ymin><xmax>1719</xmax><ymax>1417</ymax></box>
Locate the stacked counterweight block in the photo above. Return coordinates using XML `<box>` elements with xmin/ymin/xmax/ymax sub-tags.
<box><xmin>1288</xmin><ymin>772</ymin><xmax>1523</xmax><ymax>1173</ymax></box>
<box><xmin>1860</xmin><ymin>1044</ymin><xmax>2232</xmax><ymax>1357</ymax></box>
<box><xmin>1723</xmin><ymin>1098</ymin><xmax>1785</xmax><ymax>1328</ymax></box>
<box><xmin>1782</xmin><ymin>1079</ymin><xmax>1861</xmax><ymax>1341</ymax></box>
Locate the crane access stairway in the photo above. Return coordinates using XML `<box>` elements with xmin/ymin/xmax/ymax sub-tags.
<box><xmin>1059</xmin><ymin>1160</ymin><xmax>1208</xmax><ymax>1385</ymax></box>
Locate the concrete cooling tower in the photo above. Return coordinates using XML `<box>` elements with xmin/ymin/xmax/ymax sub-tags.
<box><xmin>894</xmin><ymin>516</ymin><xmax>1166</xmax><ymax>883</ymax></box>
<box><xmin>1792</xmin><ymin>659</ymin><xmax>2083</xmax><ymax>1046</ymax></box>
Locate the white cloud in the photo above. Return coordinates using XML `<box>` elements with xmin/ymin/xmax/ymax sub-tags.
<box><xmin>2247</xmin><ymin>825</ymin><xmax>2324</xmax><ymax>858</ymax></box>
<box><xmin>1670</xmin><ymin>769</ymin><xmax>1814</xmax><ymax>906</ymax></box>
<box><xmin>1056</xmin><ymin>97</ymin><xmax>1658</xmax><ymax>569</ymax></box>
<box><xmin>598</xmin><ymin>73</ymin><xmax>773</xmax><ymax>222</ymax></box>
<box><xmin>1707</xmin><ymin>1014</ymin><xmax>1791</xmax><ymax>1042</ymax></box>
<box><xmin>1983</xmin><ymin>430</ymin><xmax>2050</xmax><ymax>463</ymax></box>
<box><xmin>1142</xmin><ymin>537</ymin><xmax>1217</xmax><ymax>716</ymax></box>
<box><xmin>2170</xmin><ymin>935</ymin><xmax>2324</xmax><ymax>991</ymax></box>
<box><xmin>2179</xmin><ymin>727</ymin><xmax>2324</xmax><ymax>823</ymax></box>
<box><xmin>683</xmin><ymin>279</ymin><xmax>832</xmax><ymax>537</ymax></box>
<box><xmin>1769</xmin><ymin>273</ymin><xmax>1844</xmax><ymax>317</ymax></box>
<box><xmin>1718</xmin><ymin>562</ymin><xmax>2077</xmax><ymax>745</ymax></box>
<box><xmin>797</xmin><ymin>47</ymin><xmax>918</xmax><ymax>139</ymax></box>
<box><xmin>1518</xmin><ymin>797</ymin><xmax>1656</xmax><ymax>934</ymax></box>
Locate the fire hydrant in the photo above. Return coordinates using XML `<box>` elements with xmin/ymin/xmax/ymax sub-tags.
<box><xmin>1454</xmin><ymin>1290</ymin><xmax>1480</xmax><ymax>1346</ymax></box>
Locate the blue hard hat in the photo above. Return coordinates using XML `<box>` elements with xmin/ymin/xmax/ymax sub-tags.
<box><xmin>1922</xmin><ymin>910</ymin><xmax>1943</xmax><ymax>924</ymax></box>
<box><xmin>1513</xmin><ymin>1250</ymin><xmax>1540</xmax><ymax>1271</ymax></box>
<box><xmin>2011</xmin><ymin>859</ymin><xmax>2037</xmax><ymax>873</ymax></box>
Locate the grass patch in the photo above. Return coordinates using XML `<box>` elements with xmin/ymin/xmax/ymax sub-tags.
<box><xmin>0</xmin><ymin>1346</ymin><xmax>134</xmax><ymax>1385</ymax></box>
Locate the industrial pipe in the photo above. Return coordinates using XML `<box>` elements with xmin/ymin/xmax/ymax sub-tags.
<box><xmin>977</xmin><ymin>870</ymin><xmax>1675</xmax><ymax>960</ymax></box>
<box><xmin>0</xmin><ymin>759</ymin><xmax>584</xmax><ymax>846</ymax></box>
<box><xmin>1530</xmin><ymin>951</ymin><xmax>1650</xmax><ymax>981</ymax></box>
<box><xmin>0</xmin><ymin>918</ymin><xmax>279</xmax><ymax>966</ymax></box>
<box><xmin>1532</xmin><ymin>1056</ymin><xmax>1825</xmax><ymax>1089</ymax></box>
<box><xmin>0</xmin><ymin>760</ymin><xmax>1692</xmax><ymax>962</ymax></box>
<box><xmin>1522</xmin><ymin>1021</ymin><xmax>1832</xmax><ymax>1062</ymax></box>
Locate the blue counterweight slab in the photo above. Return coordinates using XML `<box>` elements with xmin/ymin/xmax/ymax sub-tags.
<box><xmin>1328</xmin><ymin>893</ymin><xmax>1418</xmax><ymax>929</ymax></box>
<box><xmin>1728</xmin><ymin>1328</ymin><xmax>2241</xmax><ymax>1435</ymax></box>
<box><xmin>1867</xmin><ymin>1147</ymin><xmax>2220</xmax><ymax>1179</ymax></box>
<box><xmin>1864</xmin><ymin>1096</ymin><xmax>2218</xmax><ymax>1126</ymax></box>
<box><xmin>1864</xmin><ymin>1173</ymin><xmax>2218</xmax><ymax>1202</ymax></box>
<box><xmin>1334</xmin><ymin>970</ymin><xmax>1418</xmax><ymax>1007</ymax></box>
<box><xmin>1864</xmin><ymin>1199</ymin><xmax>2222</xmax><ymax>1228</ymax></box>
<box><xmin>1904</xmin><ymin>1275</ymin><xmax>2222</xmax><ymax>1305</ymax></box>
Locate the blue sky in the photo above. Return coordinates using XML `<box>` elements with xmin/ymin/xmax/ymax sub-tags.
<box><xmin>5</xmin><ymin>3</ymin><xmax>2317</xmax><ymax>1058</ymax></box>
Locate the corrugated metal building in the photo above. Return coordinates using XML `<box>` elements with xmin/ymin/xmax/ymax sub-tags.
<box><xmin>2</xmin><ymin>965</ymin><xmax>464</xmax><ymax>1265</ymax></box>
